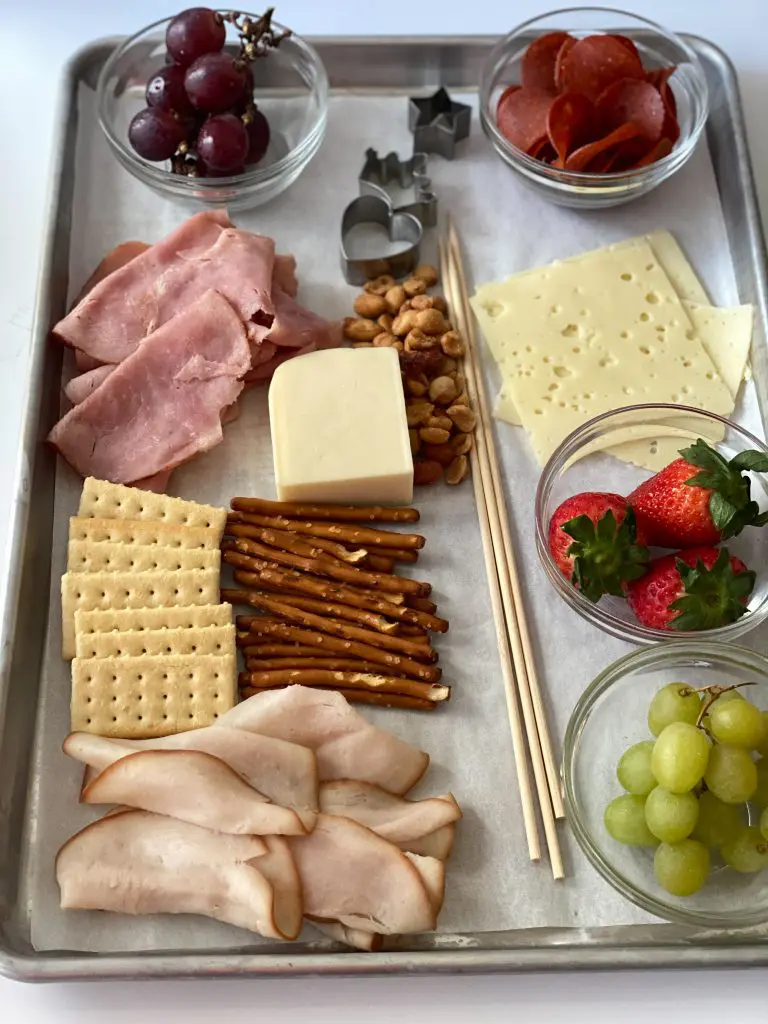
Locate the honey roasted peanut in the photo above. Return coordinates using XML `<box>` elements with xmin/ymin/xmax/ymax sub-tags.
<box><xmin>409</xmin><ymin>294</ymin><xmax>435</xmax><ymax>311</ymax></box>
<box><xmin>343</xmin><ymin>317</ymin><xmax>382</xmax><ymax>342</ymax></box>
<box><xmin>384</xmin><ymin>285</ymin><xmax>407</xmax><ymax>314</ymax></box>
<box><xmin>354</xmin><ymin>293</ymin><xmax>388</xmax><ymax>319</ymax></box>
<box><xmin>363</xmin><ymin>274</ymin><xmax>396</xmax><ymax>295</ymax></box>
<box><xmin>445</xmin><ymin>454</ymin><xmax>469</xmax><ymax>485</ymax></box>
<box><xmin>416</xmin><ymin>308</ymin><xmax>449</xmax><ymax>336</ymax></box>
<box><xmin>377</xmin><ymin>313</ymin><xmax>394</xmax><ymax>331</ymax></box>
<box><xmin>392</xmin><ymin>310</ymin><xmax>418</xmax><ymax>337</ymax></box>
<box><xmin>451</xmin><ymin>432</ymin><xmax>473</xmax><ymax>456</ymax></box>
<box><xmin>373</xmin><ymin>332</ymin><xmax>399</xmax><ymax>347</ymax></box>
<box><xmin>413</xmin><ymin>459</ymin><xmax>444</xmax><ymax>485</ymax></box>
<box><xmin>405</xmin><ymin>400</ymin><xmax>434</xmax><ymax>427</ymax></box>
<box><xmin>427</xmin><ymin>412</ymin><xmax>453</xmax><ymax>432</ymax></box>
<box><xmin>419</xmin><ymin>426</ymin><xmax>451</xmax><ymax>445</ymax></box>
<box><xmin>404</xmin><ymin>329</ymin><xmax>439</xmax><ymax>353</ymax></box>
<box><xmin>440</xmin><ymin>330</ymin><xmax>465</xmax><ymax>357</ymax></box>
<box><xmin>404</xmin><ymin>374</ymin><xmax>429</xmax><ymax>398</ymax></box>
<box><xmin>428</xmin><ymin>375</ymin><xmax>458</xmax><ymax>406</ymax></box>
<box><xmin>403</xmin><ymin>276</ymin><xmax>427</xmax><ymax>298</ymax></box>
<box><xmin>421</xmin><ymin>442</ymin><xmax>455</xmax><ymax>467</ymax></box>
<box><xmin>447</xmin><ymin>403</ymin><xmax>477</xmax><ymax>433</ymax></box>
<box><xmin>413</xmin><ymin>264</ymin><xmax>439</xmax><ymax>287</ymax></box>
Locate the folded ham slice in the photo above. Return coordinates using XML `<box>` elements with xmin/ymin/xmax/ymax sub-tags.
<box><xmin>64</xmin><ymin>365</ymin><xmax>115</xmax><ymax>405</ymax></box>
<box><xmin>217</xmin><ymin>686</ymin><xmax>429</xmax><ymax>795</ymax></box>
<box><xmin>63</xmin><ymin>725</ymin><xmax>318</xmax><ymax>814</ymax></box>
<box><xmin>288</xmin><ymin>814</ymin><xmax>438</xmax><ymax>934</ymax></box>
<box><xmin>53</xmin><ymin>211</ymin><xmax>277</xmax><ymax>364</ymax></box>
<box><xmin>56</xmin><ymin>809</ymin><xmax>302</xmax><ymax>940</ymax></box>
<box><xmin>80</xmin><ymin>749</ymin><xmax>312</xmax><ymax>835</ymax></box>
<box><xmin>319</xmin><ymin>781</ymin><xmax>461</xmax><ymax>844</ymax></box>
<box><xmin>47</xmin><ymin>289</ymin><xmax>250</xmax><ymax>484</ymax></box>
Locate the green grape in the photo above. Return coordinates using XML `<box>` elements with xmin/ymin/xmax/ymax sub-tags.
<box><xmin>721</xmin><ymin>826</ymin><xmax>768</xmax><ymax>873</ymax></box>
<box><xmin>691</xmin><ymin>791</ymin><xmax>744</xmax><ymax>847</ymax></box>
<box><xmin>648</xmin><ymin>683</ymin><xmax>702</xmax><ymax>737</ymax></box>
<box><xmin>760</xmin><ymin>807</ymin><xmax>768</xmax><ymax>841</ymax></box>
<box><xmin>617</xmin><ymin>741</ymin><xmax>657</xmax><ymax>796</ymax></box>
<box><xmin>644</xmin><ymin>786</ymin><xmax>699</xmax><ymax>843</ymax></box>
<box><xmin>654</xmin><ymin>839</ymin><xmax>710</xmax><ymax>897</ymax></box>
<box><xmin>651</xmin><ymin>722</ymin><xmax>711</xmax><ymax>794</ymax></box>
<box><xmin>753</xmin><ymin>758</ymin><xmax>768</xmax><ymax>807</ymax></box>
<box><xmin>701</xmin><ymin>690</ymin><xmax>743</xmax><ymax>733</ymax></box>
<box><xmin>754</xmin><ymin>712</ymin><xmax>768</xmax><ymax>757</ymax></box>
<box><xmin>604</xmin><ymin>794</ymin><xmax>658</xmax><ymax>846</ymax></box>
<box><xmin>709</xmin><ymin>698</ymin><xmax>766</xmax><ymax>749</ymax></box>
<box><xmin>704</xmin><ymin>744</ymin><xmax>758</xmax><ymax>804</ymax></box>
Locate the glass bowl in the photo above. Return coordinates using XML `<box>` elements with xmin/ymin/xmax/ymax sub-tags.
<box><xmin>96</xmin><ymin>13</ymin><xmax>328</xmax><ymax>211</ymax></box>
<box><xmin>535</xmin><ymin>404</ymin><xmax>768</xmax><ymax>644</ymax></box>
<box><xmin>478</xmin><ymin>7</ymin><xmax>709</xmax><ymax>209</ymax></box>
<box><xmin>564</xmin><ymin>641</ymin><xmax>768</xmax><ymax>928</ymax></box>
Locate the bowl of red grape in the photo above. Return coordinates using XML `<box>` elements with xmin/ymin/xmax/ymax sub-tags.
<box><xmin>564</xmin><ymin>640</ymin><xmax>768</xmax><ymax>928</ymax></box>
<box><xmin>97</xmin><ymin>7</ymin><xmax>328</xmax><ymax>210</ymax></box>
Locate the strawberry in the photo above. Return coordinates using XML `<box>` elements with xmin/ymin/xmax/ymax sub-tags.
<box><xmin>629</xmin><ymin>439</ymin><xmax>768</xmax><ymax>548</ymax></box>
<box><xmin>626</xmin><ymin>546</ymin><xmax>755</xmax><ymax>630</ymax></box>
<box><xmin>547</xmin><ymin>492</ymin><xmax>649</xmax><ymax>602</ymax></box>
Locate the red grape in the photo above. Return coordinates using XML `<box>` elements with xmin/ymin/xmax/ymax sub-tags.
<box><xmin>196</xmin><ymin>113</ymin><xmax>249</xmax><ymax>172</ymax></box>
<box><xmin>166</xmin><ymin>7</ymin><xmax>225</xmax><ymax>68</ymax></box>
<box><xmin>245</xmin><ymin>109</ymin><xmax>270</xmax><ymax>165</ymax></box>
<box><xmin>184</xmin><ymin>52</ymin><xmax>247</xmax><ymax>113</ymax></box>
<box><xmin>128</xmin><ymin>108</ymin><xmax>187</xmax><ymax>161</ymax></box>
<box><xmin>146</xmin><ymin>64</ymin><xmax>193</xmax><ymax>115</ymax></box>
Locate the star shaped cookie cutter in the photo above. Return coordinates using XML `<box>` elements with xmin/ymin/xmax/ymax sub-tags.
<box><xmin>408</xmin><ymin>87</ymin><xmax>471</xmax><ymax>160</ymax></box>
<box><xmin>358</xmin><ymin>148</ymin><xmax>438</xmax><ymax>228</ymax></box>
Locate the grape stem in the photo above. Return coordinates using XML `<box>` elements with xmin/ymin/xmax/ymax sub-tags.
<box><xmin>694</xmin><ymin>681</ymin><xmax>756</xmax><ymax>729</ymax></box>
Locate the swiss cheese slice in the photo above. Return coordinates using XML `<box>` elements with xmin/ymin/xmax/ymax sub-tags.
<box><xmin>475</xmin><ymin>239</ymin><xmax>732</xmax><ymax>464</ymax></box>
<box><xmin>683</xmin><ymin>301</ymin><xmax>753</xmax><ymax>398</ymax></box>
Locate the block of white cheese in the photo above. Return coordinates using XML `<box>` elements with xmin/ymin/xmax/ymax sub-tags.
<box><xmin>269</xmin><ymin>347</ymin><xmax>413</xmax><ymax>504</ymax></box>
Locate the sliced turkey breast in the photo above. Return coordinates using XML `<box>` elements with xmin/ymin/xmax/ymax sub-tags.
<box><xmin>308</xmin><ymin>916</ymin><xmax>383</xmax><ymax>952</ymax></box>
<box><xmin>319</xmin><ymin>780</ymin><xmax>461</xmax><ymax>843</ymax></box>
<box><xmin>57</xmin><ymin>808</ymin><xmax>302</xmax><ymax>940</ymax></box>
<box><xmin>80</xmin><ymin>749</ymin><xmax>310</xmax><ymax>835</ymax></box>
<box><xmin>217</xmin><ymin>686</ymin><xmax>429</xmax><ymax>795</ymax></box>
<box><xmin>398</xmin><ymin>824</ymin><xmax>456</xmax><ymax>861</ymax></box>
<box><xmin>404</xmin><ymin>852</ymin><xmax>446</xmax><ymax>914</ymax></box>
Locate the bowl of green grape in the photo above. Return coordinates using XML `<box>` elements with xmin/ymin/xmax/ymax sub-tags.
<box><xmin>564</xmin><ymin>640</ymin><xmax>768</xmax><ymax>928</ymax></box>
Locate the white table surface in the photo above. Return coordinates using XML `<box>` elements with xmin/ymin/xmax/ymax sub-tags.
<box><xmin>0</xmin><ymin>0</ymin><xmax>765</xmax><ymax>1017</ymax></box>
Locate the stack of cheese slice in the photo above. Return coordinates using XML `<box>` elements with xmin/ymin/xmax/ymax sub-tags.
<box><xmin>61</xmin><ymin>478</ymin><xmax>237</xmax><ymax>739</ymax></box>
<box><xmin>471</xmin><ymin>230</ymin><xmax>754</xmax><ymax>470</ymax></box>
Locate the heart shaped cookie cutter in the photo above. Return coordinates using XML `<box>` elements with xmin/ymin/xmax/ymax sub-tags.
<box><xmin>358</xmin><ymin>148</ymin><xmax>438</xmax><ymax>228</ymax></box>
<box><xmin>340</xmin><ymin>194</ymin><xmax>423</xmax><ymax>286</ymax></box>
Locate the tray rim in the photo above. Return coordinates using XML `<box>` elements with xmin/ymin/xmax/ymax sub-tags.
<box><xmin>2</xmin><ymin>31</ymin><xmax>768</xmax><ymax>982</ymax></box>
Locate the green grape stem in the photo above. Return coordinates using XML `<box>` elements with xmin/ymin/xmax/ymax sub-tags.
<box><xmin>695</xmin><ymin>682</ymin><xmax>756</xmax><ymax>729</ymax></box>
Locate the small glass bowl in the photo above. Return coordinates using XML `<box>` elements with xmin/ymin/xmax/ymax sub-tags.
<box><xmin>564</xmin><ymin>641</ymin><xmax>768</xmax><ymax>928</ymax></box>
<box><xmin>478</xmin><ymin>7</ymin><xmax>709</xmax><ymax>209</ymax></box>
<box><xmin>535</xmin><ymin>404</ymin><xmax>768</xmax><ymax>644</ymax></box>
<box><xmin>96</xmin><ymin>13</ymin><xmax>328</xmax><ymax>211</ymax></box>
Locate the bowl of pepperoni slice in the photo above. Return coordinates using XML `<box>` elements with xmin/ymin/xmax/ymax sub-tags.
<box><xmin>478</xmin><ymin>7</ymin><xmax>708</xmax><ymax>208</ymax></box>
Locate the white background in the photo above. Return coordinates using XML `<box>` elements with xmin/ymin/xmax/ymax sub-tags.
<box><xmin>0</xmin><ymin>0</ymin><xmax>766</xmax><ymax>1018</ymax></box>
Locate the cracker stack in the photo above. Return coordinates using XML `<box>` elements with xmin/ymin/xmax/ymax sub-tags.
<box><xmin>62</xmin><ymin>479</ymin><xmax>237</xmax><ymax>739</ymax></box>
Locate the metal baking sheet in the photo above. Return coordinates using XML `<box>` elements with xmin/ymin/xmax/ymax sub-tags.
<box><xmin>1</xmin><ymin>34</ymin><xmax>768</xmax><ymax>981</ymax></box>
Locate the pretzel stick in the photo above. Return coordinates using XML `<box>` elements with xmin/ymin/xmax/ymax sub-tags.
<box><xmin>246</xmin><ymin>657</ymin><xmax>387</xmax><ymax>672</ymax></box>
<box><xmin>234</xmin><ymin>618</ymin><xmax>441</xmax><ymax>683</ymax></box>
<box><xmin>231</xmin><ymin>572</ymin><xmax>401</xmax><ymax>635</ymax></box>
<box><xmin>375</xmin><ymin>548</ymin><xmax>419</xmax><ymax>565</ymax></box>
<box><xmin>241</xmin><ymin>685</ymin><xmax>436</xmax><ymax>712</ymax></box>
<box><xmin>405</xmin><ymin>595</ymin><xmax>438</xmax><ymax>615</ymax></box>
<box><xmin>231</xmin><ymin>497</ymin><xmax>420</xmax><ymax>524</ymax></box>
<box><xmin>227</xmin><ymin>559</ymin><xmax>447</xmax><ymax>633</ymax></box>
<box><xmin>239</xmin><ymin>669</ymin><xmax>450</xmax><ymax>703</ymax></box>
<box><xmin>241</xmin><ymin>643</ymin><xmax>324</xmax><ymax>658</ymax></box>
<box><xmin>227</xmin><ymin>511</ymin><xmax>425</xmax><ymax>550</ymax></box>
<box><xmin>226</xmin><ymin>592</ymin><xmax>438</xmax><ymax>663</ymax></box>
<box><xmin>364</xmin><ymin>553</ymin><xmax>395</xmax><ymax>573</ymax></box>
<box><xmin>225</xmin><ymin>532</ymin><xmax>430</xmax><ymax>596</ymax></box>
<box><xmin>397</xmin><ymin>624</ymin><xmax>428</xmax><ymax>639</ymax></box>
<box><xmin>228</xmin><ymin>524</ymin><xmax>364</xmax><ymax>569</ymax></box>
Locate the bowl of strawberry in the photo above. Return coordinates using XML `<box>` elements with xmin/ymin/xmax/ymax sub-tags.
<box><xmin>536</xmin><ymin>405</ymin><xmax>768</xmax><ymax>643</ymax></box>
<box><xmin>478</xmin><ymin>8</ymin><xmax>708</xmax><ymax>209</ymax></box>
<box><xmin>97</xmin><ymin>7</ymin><xmax>328</xmax><ymax>210</ymax></box>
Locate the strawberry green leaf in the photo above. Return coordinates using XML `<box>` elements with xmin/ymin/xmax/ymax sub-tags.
<box><xmin>562</xmin><ymin>507</ymin><xmax>649</xmax><ymax>604</ymax></box>
<box><xmin>669</xmin><ymin>549</ymin><xmax>756</xmax><ymax>631</ymax></box>
<box><xmin>731</xmin><ymin>451</ymin><xmax>768</xmax><ymax>472</ymax></box>
<box><xmin>677</xmin><ymin>439</ymin><xmax>768</xmax><ymax>540</ymax></box>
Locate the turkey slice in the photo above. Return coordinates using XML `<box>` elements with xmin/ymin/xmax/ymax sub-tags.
<box><xmin>319</xmin><ymin>780</ymin><xmax>461</xmax><ymax>843</ymax></box>
<box><xmin>56</xmin><ymin>809</ymin><xmax>301</xmax><ymax>940</ymax></box>
<box><xmin>218</xmin><ymin>686</ymin><xmax>429</xmax><ymax>795</ymax></box>
<box><xmin>404</xmin><ymin>853</ymin><xmax>446</xmax><ymax>914</ymax></box>
<box><xmin>308</xmin><ymin>916</ymin><xmax>383</xmax><ymax>952</ymax></box>
<box><xmin>288</xmin><ymin>814</ymin><xmax>436</xmax><ymax>935</ymax></box>
<box><xmin>80</xmin><ymin>749</ymin><xmax>310</xmax><ymax>836</ymax></box>
<box><xmin>398</xmin><ymin>824</ymin><xmax>456</xmax><ymax>861</ymax></box>
<box><xmin>64</xmin><ymin>725</ymin><xmax>318</xmax><ymax>816</ymax></box>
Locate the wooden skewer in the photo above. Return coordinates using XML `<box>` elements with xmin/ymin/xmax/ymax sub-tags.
<box><xmin>446</xmin><ymin>219</ymin><xmax>564</xmax><ymax>822</ymax></box>
<box><xmin>438</xmin><ymin>237</ymin><xmax>540</xmax><ymax>866</ymax></box>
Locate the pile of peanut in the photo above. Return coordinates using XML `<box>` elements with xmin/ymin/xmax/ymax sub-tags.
<box><xmin>343</xmin><ymin>264</ymin><xmax>477</xmax><ymax>486</ymax></box>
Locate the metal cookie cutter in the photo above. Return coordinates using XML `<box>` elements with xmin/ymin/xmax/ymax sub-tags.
<box><xmin>408</xmin><ymin>86</ymin><xmax>472</xmax><ymax>160</ymax></box>
<box><xmin>358</xmin><ymin>148</ymin><xmax>438</xmax><ymax>228</ymax></box>
<box><xmin>340</xmin><ymin>194</ymin><xmax>423</xmax><ymax>286</ymax></box>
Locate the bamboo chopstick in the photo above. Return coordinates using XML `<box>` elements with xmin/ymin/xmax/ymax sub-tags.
<box><xmin>442</xmin><ymin>229</ymin><xmax>565</xmax><ymax>880</ymax></box>
<box><xmin>438</xmin><ymin>238</ymin><xmax>541</xmax><ymax>865</ymax></box>
<box><xmin>447</xmin><ymin>218</ymin><xmax>564</xmax><ymax>820</ymax></box>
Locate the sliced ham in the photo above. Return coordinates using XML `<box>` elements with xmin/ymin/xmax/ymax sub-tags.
<box><xmin>80</xmin><ymin>749</ymin><xmax>311</xmax><ymax>836</ymax></box>
<box><xmin>288</xmin><ymin>814</ymin><xmax>437</xmax><ymax>935</ymax></box>
<box><xmin>73</xmin><ymin>241</ymin><xmax>151</xmax><ymax>306</ymax></box>
<box><xmin>56</xmin><ymin>808</ymin><xmax>302</xmax><ymax>940</ymax></box>
<box><xmin>52</xmin><ymin>211</ymin><xmax>279</xmax><ymax>364</ymax></box>
<box><xmin>273</xmin><ymin>254</ymin><xmax>298</xmax><ymax>298</ymax></box>
<box><xmin>47</xmin><ymin>289</ymin><xmax>250</xmax><ymax>484</ymax></box>
<box><xmin>217</xmin><ymin>686</ymin><xmax>429</xmax><ymax>795</ymax></box>
<box><xmin>319</xmin><ymin>781</ymin><xmax>461</xmax><ymax>844</ymax></box>
<box><xmin>64</xmin><ymin>725</ymin><xmax>318</xmax><ymax>814</ymax></box>
<box><xmin>268</xmin><ymin>289</ymin><xmax>342</xmax><ymax>349</ymax></box>
<box><xmin>64</xmin><ymin>365</ymin><xmax>115</xmax><ymax>405</ymax></box>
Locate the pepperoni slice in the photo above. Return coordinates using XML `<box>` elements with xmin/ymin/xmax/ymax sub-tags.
<box><xmin>606</xmin><ymin>34</ymin><xmax>641</xmax><ymax>61</ymax></box>
<box><xmin>521</xmin><ymin>31</ymin><xmax>572</xmax><ymax>91</ymax></box>
<box><xmin>554</xmin><ymin>36</ymin><xmax>577</xmax><ymax>90</ymax></box>
<box><xmin>595</xmin><ymin>78</ymin><xmax>665</xmax><ymax>142</ymax></box>
<box><xmin>564</xmin><ymin>122</ymin><xmax>641</xmax><ymax>172</ymax></box>
<box><xmin>631</xmin><ymin>136</ymin><xmax>674</xmax><ymax>168</ymax></box>
<box><xmin>559</xmin><ymin>34</ymin><xmax>644</xmax><ymax>102</ymax></box>
<box><xmin>496</xmin><ymin>86</ymin><xmax>555</xmax><ymax>155</ymax></box>
<box><xmin>547</xmin><ymin>92</ymin><xmax>595</xmax><ymax>162</ymax></box>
